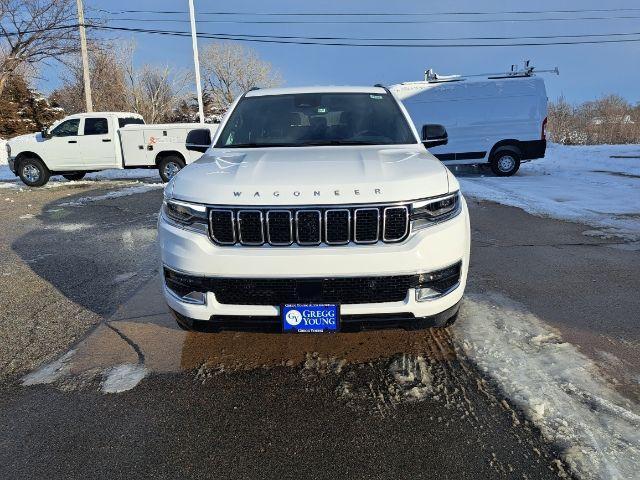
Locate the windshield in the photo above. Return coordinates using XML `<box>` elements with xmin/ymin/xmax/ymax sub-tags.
<box><xmin>215</xmin><ymin>92</ymin><xmax>417</xmax><ymax>148</ymax></box>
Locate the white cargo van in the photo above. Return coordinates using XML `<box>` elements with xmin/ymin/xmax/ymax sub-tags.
<box><xmin>6</xmin><ymin>112</ymin><xmax>217</xmax><ymax>186</ymax></box>
<box><xmin>391</xmin><ymin>72</ymin><xmax>548</xmax><ymax>176</ymax></box>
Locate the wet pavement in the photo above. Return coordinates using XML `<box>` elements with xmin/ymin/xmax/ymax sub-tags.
<box><xmin>2</xmin><ymin>179</ymin><xmax>639</xmax><ymax>478</ymax></box>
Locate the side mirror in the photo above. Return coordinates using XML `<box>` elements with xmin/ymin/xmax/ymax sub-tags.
<box><xmin>421</xmin><ymin>124</ymin><xmax>448</xmax><ymax>148</ymax></box>
<box><xmin>186</xmin><ymin>128</ymin><xmax>212</xmax><ymax>153</ymax></box>
<box><xmin>41</xmin><ymin>128</ymin><xmax>51</xmax><ymax>139</ymax></box>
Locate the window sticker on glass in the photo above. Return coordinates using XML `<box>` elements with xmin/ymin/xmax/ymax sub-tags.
<box><xmin>370</xmin><ymin>95</ymin><xmax>383</xmax><ymax>100</ymax></box>
<box><xmin>317</xmin><ymin>107</ymin><xmax>327</xmax><ymax>113</ymax></box>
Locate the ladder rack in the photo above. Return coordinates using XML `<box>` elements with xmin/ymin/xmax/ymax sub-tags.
<box><xmin>424</xmin><ymin>61</ymin><xmax>559</xmax><ymax>83</ymax></box>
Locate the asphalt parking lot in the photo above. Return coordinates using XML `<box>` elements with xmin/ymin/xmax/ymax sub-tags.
<box><xmin>1</xmin><ymin>178</ymin><xmax>639</xmax><ymax>479</ymax></box>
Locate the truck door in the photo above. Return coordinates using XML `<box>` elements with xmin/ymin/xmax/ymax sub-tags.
<box><xmin>79</xmin><ymin>117</ymin><xmax>117</xmax><ymax>168</ymax></box>
<box><xmin>47</xmin><ymin>118</ymin><xmax>82</xmax><ymax>169</ymax></box>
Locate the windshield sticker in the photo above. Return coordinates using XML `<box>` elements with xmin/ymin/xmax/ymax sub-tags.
<box><xmin>370</xmin><ymin>95</ymin><xmax>383</xmax><ymax>99</ymax></box>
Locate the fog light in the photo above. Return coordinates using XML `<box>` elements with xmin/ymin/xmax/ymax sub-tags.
<box><xmin>182</xmin><ymin>291</ymin><xmax>206</xmax><ymax>305</ymax></box>
<box><xmin>416</xmin><ymin>287</ymin><xmax>443</xmax><ymax>302</ymax></box>
<box><xmin>415</xmin><ymin>261</ymin><xmax>462</xmax><ymax>302</ymax></box>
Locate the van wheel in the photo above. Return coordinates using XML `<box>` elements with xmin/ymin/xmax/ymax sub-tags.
<box><xmin>159</xmin><ymin>156</ymin><xmax>185</xmax><ymax>182</ymax></box>
<box><xmin>18</xmin><ymin>157</ymin><xmax>50</xmax><ymax>187</ymax></box>
<box><xmin>62</xmin><ymin>173</ymin><xmax>86</xmax><ymax>181</ymax></box>
<box><xmin>490</xmin><ymin>151</ymin><xmax>520</xmax><ymax>176</ymax></box>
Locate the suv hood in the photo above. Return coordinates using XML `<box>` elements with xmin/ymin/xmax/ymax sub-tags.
<box><xmin>170</xmin><ymin>145</ymin><xmax>450</xmax><ymax>206</ymax></box>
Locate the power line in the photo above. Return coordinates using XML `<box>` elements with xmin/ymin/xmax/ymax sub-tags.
<box><xmin>93</xmin><ymin>14</ymin><xmax>640</xmax><ymax>25</ymax></box>
<box><xmin>89</xmin><ymin>24</ymin><xmax>640</xmax><ymax>48</ymax></box>
<box><xmin>89</xmin><ymin>28</ymin><xmax>640</xmax><ymax>42</ymax></box>
<box><xmin>95</xmin><ymin>7</ymin><xmax>640</xmax><ymax>17</ymax></box>
<box><xmin>7</xmin><ymin>24</ymin><xmax>640</xmax><ymax>47</ymax></box>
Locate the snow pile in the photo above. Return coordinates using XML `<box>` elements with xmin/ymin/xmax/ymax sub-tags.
<box><xmin>21</xmin><ymin>350</ymin><xmax>76</xmax><ymax>386</ymax></box>
<box><xmin>459</xmin><ymin>143</ymin><xmax>640</xmax><ymax>240</ymax></box>
<box><xmin>101</xmin><ymin>363</ymin><xmax>148</xmax><ymax>394</ymax></box>
<box><xmin>453</xmin><ymin>293</ymin><xmax>640</xmax><ymax>480</ymax></box>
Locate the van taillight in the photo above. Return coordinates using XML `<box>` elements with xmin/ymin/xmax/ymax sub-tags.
<box><xmin>541</xmin><ymin>117</ymin><xmax>547</xmax><ymax>140</ymax></box>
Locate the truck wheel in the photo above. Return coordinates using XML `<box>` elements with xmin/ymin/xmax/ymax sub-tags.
<box><xmin>490</xmin><ymin>151</ymin><xmax>520</xmax><ymax>176</ymax></box>
<box><xmin>159</xmin><ymin>156</ymin><xmax>185</xmax><ymax>182</ymax></box>
<box><xmin>62</xmin><ymin>173</ymin><xmax>86</xmax><ymax>181</ymax></box>
<box><xmin>18</xmin><ymin>157</ymin><xmax>50</xmax><ymax>187</ymax></box>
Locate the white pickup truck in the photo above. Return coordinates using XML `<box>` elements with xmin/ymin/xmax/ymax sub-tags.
<box><xmin>5</xmin><ymin>112</ymin><xmax>217</xmax><ymax>186</ymax></box>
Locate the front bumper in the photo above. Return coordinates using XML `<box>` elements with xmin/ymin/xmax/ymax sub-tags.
<box><xmin>8</xmin><ymin>155</ymin><xmax>16</xmax><ymax>174</ymax></box>
<box><xmin>158</xmin><ymin>197</ymin><xmax>470</xmax><ymax>326</ymax></box>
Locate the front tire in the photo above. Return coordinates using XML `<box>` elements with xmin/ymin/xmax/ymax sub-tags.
<box><xmin>62</xmin><ymin>172</ymin><xmax>86</xmax><ymax>181</ymax></box>
<box><xmin>490</xmin><ymin>150</ymin><xmax>520</xmax><ymax>176</ymax></box>
<box><xmin>158</xmin><ymin>155</ymin><xmax>186</xmax><ymax>182</ymax></box>
<box><xmin>18</xmin><ymin>157</ymin><xmax>50</xmax><ymax>187</ymax></box>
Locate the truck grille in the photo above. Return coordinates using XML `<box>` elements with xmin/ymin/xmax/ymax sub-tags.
<box><xmin>209</xmin><ymin>205</ymin><xmax>409</xmax><ymax>247</ymax></box>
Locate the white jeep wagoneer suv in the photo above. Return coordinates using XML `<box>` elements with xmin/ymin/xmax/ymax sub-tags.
<box><xmin>158</xmin><ymin>86</ymin><xmax>470</xmax><ymax>332</ymax></box>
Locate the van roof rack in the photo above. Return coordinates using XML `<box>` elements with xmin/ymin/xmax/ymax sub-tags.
<box><xmin>424</xmin><ymin>61</ymin><xmax>559</xmax><ymax>83</ymax></box>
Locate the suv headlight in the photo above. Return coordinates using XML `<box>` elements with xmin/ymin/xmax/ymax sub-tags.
<box><xmin>162</xmin><ymin>198</ymin><xmax>208</xmax><ymax>234</ymax></box>
<box><xmin>410</xmin><ymin>191</ymin><xmax>461</xmax><ymax>231</ymax></box>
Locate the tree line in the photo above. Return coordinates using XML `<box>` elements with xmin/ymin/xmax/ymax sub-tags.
<box><xmin>547</xmin><ymin>95</ymin><xmax>640</xmax><ymax>145</ymax></box>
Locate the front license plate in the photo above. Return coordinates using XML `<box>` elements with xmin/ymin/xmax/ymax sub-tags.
<box><xmin>282</xmin><ymin>304</ymin><xmax>339</xmax><ymax>333</ymax></box>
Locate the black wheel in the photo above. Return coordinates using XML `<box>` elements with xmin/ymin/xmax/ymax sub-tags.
<box><xmin>18</xmin><ymin>156</ymin><xmax>50</xmax><ymax>187</ymax></box>
<box><xmin>62</xmin><ymin>172</ymin><xmax>86</xmax><ymax>181</ymax></box>
<box><xmin>490</xmin><ymin>150</ymin><xmax>520</xmax><ymax>176</ymax></box>
<box><xmin>158</xmin><ymin>155</ymin><xmax>186</xmax><ymax>182</ymax></box>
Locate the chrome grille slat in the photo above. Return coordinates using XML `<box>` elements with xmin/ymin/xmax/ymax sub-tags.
<box><xmin>325</xmin><ymin>209</ymin><xmax>351</xmax><ymax>245</ymax></box>
<box><xmin>266</xmin><ymin>210</ymin><xmax>293</xmax><ymax>245</ymax></box>
<box><xmin>383</xmin><ymin>206</ymin><xmax>410</xmax><ymax>242</ymax></box>
<box><xmin>295</xmin><ymin>210</ymin><xmax>322</xmax><ymax>245</ymax></box>
<box><xmin>208</xmin><ymin>204</ymin><xmax>408</xmax><ymax>247</ymax></box>
<box><xmin>237</xmin><ymin>210</ymin><xmax>264</xmax><ymax>245</ymax></box>
<box><xmin>354</xmin><ymin>208</ymin><xmax>380</xmax><ymax>244</ymax></box>
<box><xmin>209</xmin><ymin>209</ymin><xmax>236</xmax><ymax>245</ymax></box>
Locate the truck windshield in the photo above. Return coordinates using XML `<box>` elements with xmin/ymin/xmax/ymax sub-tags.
<box><xmin>215</xmin><ymin>92</ymin><xmax>417</xmax><ymax>148</ymax></box>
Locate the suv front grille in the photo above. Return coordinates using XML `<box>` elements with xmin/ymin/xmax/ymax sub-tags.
<box><xmin>208</xmin><ymin>204</ymin><xmax>409</xmax><ymax>247</ymax></box>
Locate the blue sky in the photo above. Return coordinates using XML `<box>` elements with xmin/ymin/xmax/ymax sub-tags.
<box><xmin>38</xmin><ymin>0</ymin><xmax>640</xmax><ymax>103</ymax></box>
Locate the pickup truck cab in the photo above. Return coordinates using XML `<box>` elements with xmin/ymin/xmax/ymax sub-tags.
<box><xmin>6</xmin><ymin>112</ymin><xmax>217</xmax><ymax>186</ymax></box>
<box><xmin>158</xmin><ymin>86</ymin><xmax>470</xmax><ymax>332</ymax></box>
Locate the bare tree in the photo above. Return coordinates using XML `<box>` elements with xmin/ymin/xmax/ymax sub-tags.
<box><xmin>50</xmin><ymin>42</ymin><xmax>130</xmax><ymax>114</ymax></box>
<box><xmin>548</xmin><ymin>95</ymin><xmax>640</xmax><ymax>145</ymax></box>
<box><xmin>0</xmin><ymin>0</ymin><xmax>78</xmax><ymax>97</ymax></box>
<box><xmin>51</xmin><ymin>42</ymin><xmax>192</xmax><ymax>123</ymax></box>
<box><xmin>127</xmin><ymin>64</ymin><xmax>192</xmax><ymax>123</ymax></box>
<box><xmin>200</xmin><ymin>42</ymin><xmax>282</xmax><ymax>112</ymax></box>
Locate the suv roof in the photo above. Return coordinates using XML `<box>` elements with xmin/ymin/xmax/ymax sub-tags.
<box><xmin>245</xmin><ymin>86</ymin><xmax>388</xmax><ymax>97</ymax></box>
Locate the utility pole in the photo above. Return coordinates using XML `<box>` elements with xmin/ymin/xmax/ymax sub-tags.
<box><xmin>188</xmin><ymin>0</ymin><xmax>205</xmax><ymax>123</ymax></box>
<box><xmin>76</xmin><ymin>0</ymin><xmax>93</xmax><ymax>112</ymax></box>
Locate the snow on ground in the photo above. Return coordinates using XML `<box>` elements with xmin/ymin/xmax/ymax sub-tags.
<box><xmin>0</xmin><ymin>163</ymin><xmax>159</xmax><ymax>186</ymax></box>
<box><xmin>459</xmin><ymin>143</ymin><xmax>640</xmax><ymax>240</ymax></box>
<box><xmin>454</xmin><ymin>293</ymin><xmax>640</xmax><ymax>480</ymax></box>
<box><xmin>58</xmin><ymin>183</ymin><xmax>164</xmax><ymax>206</ymax></box>
<box><xmin>0</xmin><ymin>139</ymin><xmax>6</xmax><ymax>165</ymax></box>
